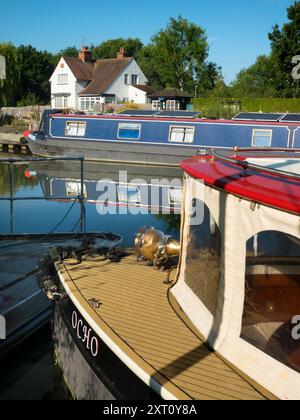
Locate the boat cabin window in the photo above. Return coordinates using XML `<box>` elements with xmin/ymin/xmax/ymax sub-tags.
<box><xmin>184</xmin><ymin>201</ymin><xmax>221</xmax><ymax>316</ymax></box>
<box><xmin>117</xmin><ymin>185</ymin><xmax>141</xmax><ymax>204</ymax></box>
<box><xmin>252</xmin><ymin>129</ymin><xmax>272</xmax><ymax>147</ymax></box>
<box><xmin>66</xmin><ymin>181</ymin><xmax>87</xmax><ymax>198</ymax></box>
<box><xmin>118</xmin><ymin>123</ymin><xmax>141</xmax><ymax>140</ymax></box>
<box><xmin>242</xmin><ymin>231</ymin><xmax>300</xmax><ymax>373</ymax></box>
<box><xmin>65</xmin><ymin>121</ymin><xmax>87</xmax><ymax>137</ymax></box>
<box><xmin>169</xmin><ymin>126</ymin><xmax>195</xmax><ymax>143</ymax></box>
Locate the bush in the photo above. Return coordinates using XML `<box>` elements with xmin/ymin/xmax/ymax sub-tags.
<box><xmin>0</xmin><ymin>113</ymin><xmax>14</xmax><ymax>126</ymax></box>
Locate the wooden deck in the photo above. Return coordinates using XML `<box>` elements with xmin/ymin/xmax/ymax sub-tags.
<box><xmin>57</xmin><ymin>254</ymin><xmax>267</xmax><ymax>400</ymax></box>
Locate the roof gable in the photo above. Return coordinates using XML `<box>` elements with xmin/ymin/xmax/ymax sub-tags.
<box><xmin>63</xmin><ymin>57</ymin><xmax>93</xmax><ymax>81</ymax></box>
<box><xmin>78</xmin><ymin>57</ymin><xmax>133</xmax><ymax>96</ymax></box>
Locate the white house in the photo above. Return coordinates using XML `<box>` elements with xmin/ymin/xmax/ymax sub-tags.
<box><xmin>50</xmin><ymin>47</ymin><xmax>151</xmax><ymax>111</ymax></box>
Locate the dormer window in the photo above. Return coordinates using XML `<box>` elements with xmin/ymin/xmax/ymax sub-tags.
<box><xmin>58</xmin><ymin>74</ymin><xmax>68</xmax><ymax>85</ymax></box>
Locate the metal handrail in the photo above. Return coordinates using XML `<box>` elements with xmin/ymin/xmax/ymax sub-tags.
<box><xmin>232</xmin><ymin>147</ymin><xmax>300</xmax><ymax>155</ymax></box>
<box><xmin>0</xmin><ymin>156</ymin><xmax>86</xmax><ymax>234</ymax></box>
<box><xmin>210</xmin><ymin>148</ymin><xmax>300</xmax><ymax>181</ymax></box>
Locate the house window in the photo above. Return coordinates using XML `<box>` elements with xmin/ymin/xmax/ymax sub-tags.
<box><xmin>58</xmin><ymin>74</ymin><xmax>68</xmax><ymax>85</ymax></box>
<box><xmin>65</xmin><ymin>121</ymin><xmax>87</xmax><ymax>137</ymax></box>
<box><xmin>124</xmin><ymin>74</ymin><xmax>129</xmax><ymax>85</ymax></box>
<box><xmin>118</xmin><ymin>123</ymin><xmax>141</xmax><ymax>140</ymax></box>
<box><xmin>152</xmin><ymin>100</ymin><xmax>161</xmax><ymax>111</ymax></box>
<box><xmin>166</xmin><ymin>100</ymin><xmax>180</xmax><ymax>111</ymax></box>
<box><xmin>169</xmin><ymin>126</ymin><xmax>195</xmax><ymax>143</ymax></box>
<box><xmin>80</xmin><ymin>97</ymin><xmax>99</xmax><ymax>111</ymax></box>
<box><xmin>55</xmin><ymin>95</ymin><xmax>68</xmax><ymax>108</ymax></box>
<box><xmin>252</xmin><ymin>129</ymin><xmax>272</xmax><ymax>147</ymax></box>
<box><xmin>242</xmin><ymin>230</ymin><xmax>300</xmax><ymax>373</ymax></box>
<box><xmin>131</xmin><ymin>74</ymin><xmax>138</xmax><ymax>84</ymax></box>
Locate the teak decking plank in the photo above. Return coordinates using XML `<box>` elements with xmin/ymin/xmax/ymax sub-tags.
<box><xmin>58</xmin><ymin>255</ymin><xmax>265</xmax><ymax>400</ymax></box>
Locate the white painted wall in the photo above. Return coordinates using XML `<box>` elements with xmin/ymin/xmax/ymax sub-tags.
<box><xmin>105</xmin><ymin>60</ymin><xmax>148</xmax><ymax>103</ymax></box>
<box><xmin>75</xmin><ymin>81</ymin><xmax>89</xmax><ymax>109</ymax></box>
<box><xmin>128</xmin><ymin>85</ymin><xmax>148</xmax><ymax>104</ymax></box>
<box><xmin>50</xmin><ymin>58</ymin><xmax>77</xmax><ymax>109</ymax></box>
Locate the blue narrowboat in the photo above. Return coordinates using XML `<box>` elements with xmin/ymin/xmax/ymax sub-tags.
<box><xmin>26</xmin><ymin>110</ymin><xmax>300</xmax><ymax>165</ymax></box>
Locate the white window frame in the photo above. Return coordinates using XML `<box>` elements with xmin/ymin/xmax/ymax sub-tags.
<box><xmin>152</xmin><ymin>100</ymin><xmax>161</xmax><ymax>111</ymax></box>
<box><xmin>79</xmin><ymin>97</ymin><xmax>100</xmax><ymax>111</ymax></box>
<box><xmin>169</xmin><ymin>125</ymin><xmax>195</xmax><ymax>143</ymax></box>
<box><xmin>55</xmin><ymin>95</ymin><xmax>69</xmax><ymax>108</ymax></box>
<box><xmin>57</xmin><ymin>74</ymin><xmax>68</xmax><ymax>85</ymax></box>
<box><xmin>65</xmin><ymin>121</ymin><xmax>87</xmax><ymax>137</ymax></box>
<box><xmin>124</xmin><ymin>74</ymin><xmax>129</xmax><ymax>85</ymax></box>
<box><xmin>117</xmin><ymin>123</ymin><xmax>141</xmax><ymax>140</ymax></box>
<box><xmin>252</xmin><ymin>129</ymin><xmax>272</xmax><ymax>147</ymax></box>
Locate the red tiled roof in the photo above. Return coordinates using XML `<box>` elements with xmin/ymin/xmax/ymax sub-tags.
<box><xmin>149</xmin><ymin>88</ymin><xmax>193</xmax><ymax>98</ymax></box>
<box><xmin>64</xmin><ymin>57</ymin><xmax>93</xmax><ymax>81</ymax></box>
<box><xmin>131</xmin><ymin>84</ymin><xmax>156</xmax><ymax>95</ymax></box>
<box><xmin>78</xmin><ymin>57</ymin><xmax>133</xmax><ymax>96</ymax></box>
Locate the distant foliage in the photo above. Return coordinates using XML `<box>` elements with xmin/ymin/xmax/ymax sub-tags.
<box><xmin>231</xmin><ymin>1</ymin><xmax>300</xmax><ymax>98</ymax></box>
<box><xmin>138</xmin><ymin>16</ymin><xmax>211</xmax><ymax>94</ymax></box>
<box><xmin>193</xmin><ymin>97</ymin><xmax>300</xmax><ymax>118</ymax></box>
<box><xmin>92</xmin><ymin>38</ymin><xmax>144</xmax><ymax>59</ymax></box>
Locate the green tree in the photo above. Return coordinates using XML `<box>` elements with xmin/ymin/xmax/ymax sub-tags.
<box><xmin>16</xmin><ymin>45</ymin><xmax>54</xmax><ymax>105</ymax></box>
<box><xmin>268</xmin><ymin>1</ymin><xmax>300</xmax><ymax>97</ymax></box>
<box><xmin>137</xmin><ymin>45</ymin><xmax>164</xmax><ymax>89</ymax></box>
<box><xmin>0</xmin><ymin>43</ymin><xmax>20</xmax><ymax>107</ymax></box>
<box><xmin>231</xmin><ymin>55</ymin><xmax>277</xmax><ymax>97</ymax></box>
<box><xmin>92</xmin><ymin>38</ymin><xmax>143</xmax><ymax>59</ymax></box>
<box><xmin>197</xmin><ymin>62</ymin><xmax>223</xmax><ymax>96</ymax></box>
<box><xmin>146</xmin><ymin>16</ymin><xmax>209</xmax><ymax>93</ymax></box>
<box><xmin>59</xmin><ymin>46</ymin><xmax>79</xmax><ymax>58</ymax></box>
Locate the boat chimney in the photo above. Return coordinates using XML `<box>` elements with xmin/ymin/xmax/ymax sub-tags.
<box><xmin>117</xmin><ymin>47</ymin><xmax>126</xmax><ymax>59</ymax></box>
<box><xmin>79</xmin><ymin>46</ymin><xmax>92</xmax><ymax>63</ymax></box>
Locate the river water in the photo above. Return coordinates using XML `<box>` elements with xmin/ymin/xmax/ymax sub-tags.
<box><xmin>0</xmin><ymin>154</ymin><xmax>182</xmax><ymax>400</ymax></box>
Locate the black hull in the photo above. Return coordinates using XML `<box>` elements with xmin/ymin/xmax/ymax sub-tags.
<box><xmin>28</xmin><ymin>137</ymin><xmax>201</xmax><ymax>166</ymax></box>
<box><xmin>53</xmin><ymin>294</ymin><xmax>160</xmax><ymax>400</ymax></box>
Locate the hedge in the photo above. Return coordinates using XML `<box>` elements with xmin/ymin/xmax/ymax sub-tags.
<box><xmin>192</xmin><ymin>98</ymin><xmax>300</xmax><ymax>118</ymax></box>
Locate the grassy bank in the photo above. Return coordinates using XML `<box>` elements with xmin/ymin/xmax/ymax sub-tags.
<box><xmin>193</xmin><ymin>98</ymin><xmax>300</xmax><ymax>118</ymax></box>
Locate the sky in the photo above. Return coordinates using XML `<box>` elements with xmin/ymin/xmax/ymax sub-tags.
<box><xmin>0</xmin><ymin>0</ymin><xmax>296</xmax><ymax>83</ymax></box>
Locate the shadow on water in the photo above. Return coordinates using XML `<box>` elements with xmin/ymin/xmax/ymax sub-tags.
<box><xmin>0</xmin><ymin>156</ymin><xmax>182</xmax><ymax>399</ymax></box>
<box><xmin>0</xmin><ymin>324</ymin><xmax>71</xmax><ymax>400</ymax></box>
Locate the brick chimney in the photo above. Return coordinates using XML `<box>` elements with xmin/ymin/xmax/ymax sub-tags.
<box><xmin>117</xmin><ymin>47</ymin><xmax>126</xmax><ymax>59</ymax></box>
<box><xmin>78</xmin><ymin>46</ymin><xmax>92</xmax><ymax>63</ymax></box>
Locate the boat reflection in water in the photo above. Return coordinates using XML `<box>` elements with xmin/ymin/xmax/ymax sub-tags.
<box><xmin>30</xmin><ymin>160</ymin><xmax>183</xmax><ymax>214</ymax></box>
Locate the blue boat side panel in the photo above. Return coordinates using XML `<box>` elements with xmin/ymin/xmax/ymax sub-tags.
<box><xmin>49</xmin><ymin>117</ymin><xmax>291</xmax><ymax>148</ymax></box>
<box><xmin>198</xmin><ymin>124</ymin><xmax>289</xmax><ymax>148</ymax></box>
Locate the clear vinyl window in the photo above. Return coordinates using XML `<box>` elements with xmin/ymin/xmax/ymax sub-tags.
<box><xmin>184</xmin><ymin>201</ymin><xmax>221</xmax><ymax>316</ymax></box>
<box><xmin>242</xmin><ymin>231</ymin><xmax>300</xmax><ymax>373</ymax></box>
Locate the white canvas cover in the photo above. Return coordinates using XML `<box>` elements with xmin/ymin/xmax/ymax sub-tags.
<box><xmin>172</xmin><ymin>174</ymin><xmax>300</xmax><ymax>400</ymax></box>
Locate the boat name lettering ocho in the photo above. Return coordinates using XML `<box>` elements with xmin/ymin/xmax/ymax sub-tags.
<box><xmin>71</xmin><ymin>310</ymin><xmax>99</xmax><ymax>357</ymax></box>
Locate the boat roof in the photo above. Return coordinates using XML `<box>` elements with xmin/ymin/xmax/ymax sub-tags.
<box><xmin>49</xmin><ymin>112</ymin><xmax>300</xmax><ymax>127</ymax></box>
<box><xmin>181</xmin><ymin>151</ymin><xmax>300</xmax><ymax>215</ymax></box>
